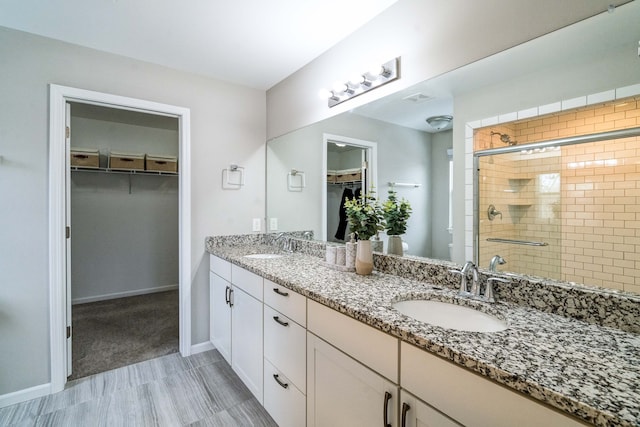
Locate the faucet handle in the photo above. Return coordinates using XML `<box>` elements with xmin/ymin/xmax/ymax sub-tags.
<box><xmin>485</xmin><ymin>277</ymin><xmax>509</xmax><ymax>303</ymax></box>
<box><xmin>449</xmin><ymin>268</ymin><xmax>471</xmax><ymax>295</ymax></box>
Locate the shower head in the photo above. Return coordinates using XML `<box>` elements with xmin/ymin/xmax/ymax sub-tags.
<box><xmin>491</xmin><ymin>131</ymin><xmax>517</xmax><ymax>146</ymax></box>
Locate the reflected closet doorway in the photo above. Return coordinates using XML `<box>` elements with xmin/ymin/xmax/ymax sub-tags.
<box><xmin>49</xmin><ymin>85</ymin><xmax>192</xmax><ymax>393</ymax></box>
<box><xmin>322</xmin><ymin>134</ymin><xmax>378</xmax><ymax>242</ymax></box>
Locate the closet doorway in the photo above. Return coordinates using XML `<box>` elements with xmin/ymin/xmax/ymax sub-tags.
<box><xmin>322</xmin><ymin>134</ymin><xmax>377</xmax><ymax>242</ymax></box>
<box><xmin>68</xmin><ymin>102</ymin><xmax>179</xmax><ymax>379</ymax></box>
<box><xmin>49</xmin><ymin>85</ymin><xmax>192</xmax><ymax>393</ymax></box>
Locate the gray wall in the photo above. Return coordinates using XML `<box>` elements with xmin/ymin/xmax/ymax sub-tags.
<box><xmin>267</xmin><ymin>114</ymin><xmax>433</xmax><ymax>257</ymax></box>
<box><xmin>70</xmin><ymin>105</ymin><xmax>179</xmax><ymax>303</ymax></box>
<box><xmin>0</xmin><ymin>26</ymin><xmax>265</xmax><ymax>396</ymax></box>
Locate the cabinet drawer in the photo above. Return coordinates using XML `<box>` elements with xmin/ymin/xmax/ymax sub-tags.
<box><xmin>231</xmin><ymin>264</ymin><xmax>263</xmax><ymax>301</ymax></box>
<box><xmin>264</xmin><ymin>359</ymin><xmax>306</xmax><ymax>427</ymax></box>
<box><xmin>263</xmin><ymin>279</ymin><xmax>306</xmax><ymax>327</ymax></box>
<box><xmin>209</xmin><ymin>255</ymin><xmax>231</xmax><ymax>282</ymax></box>
<box><xmin>264</xmin><ymin>305</ymin><xmax>306</xmax><ymax>392</ymax></box>
<box><xmin>308</xmin><ymin>300</ymin><xmax>398</xmax><ymax>383</ymax></box>
<box><xmin>401</xmin><ymin>342</ymin><xmax>588</xmax><ymax>427</ymax></box>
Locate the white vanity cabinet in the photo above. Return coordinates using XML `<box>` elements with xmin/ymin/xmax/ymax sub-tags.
<box><xmin>209</xmin><ymin>257</ymin><xmax>232</xmax><ymax>364</ymax></box>
<box><xmin>400</xmin><ymin>342</ymin><xmax>588</xmax><ymax>427</ymax></box>
<box><xmin>209</xmin><ymin>256</ymin><xmax>264</xmax><ymax>404</ymax></box>
<box><xmin>263</xmin><ymin>280</ymin><xmax>307</xmax><ymax>427</ymax></box>
<box><xmin>307</xmin><ymin>300</ymin><xmax>399</xmax><ymax>427</ymax></box>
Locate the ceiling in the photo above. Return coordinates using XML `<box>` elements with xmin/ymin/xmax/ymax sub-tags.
<box><xmin>352</xmin><ymin>1</ymin><xmax>639</xmax><ymax>133</ymax></box>
<box><xmin>0</xmin><ymin>0</ymin><xmax>398</xmax><ymax>90</ymax></box>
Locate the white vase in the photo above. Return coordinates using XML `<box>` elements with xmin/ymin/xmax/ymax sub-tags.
<box><xmin>355</xmin><ymin>239</ymin><xmax>374</xmax><ymax>275</ymax></box>
<box><xmin>387</xmin><ymin>235</ymin><xmax>403</xmax><ymax>256</ymax></box>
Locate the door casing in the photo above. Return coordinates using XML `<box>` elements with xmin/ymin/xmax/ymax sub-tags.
<box><xmin>321</xmin><ymin>133</ymin><xmax>378</xmax><ymax>241</ymax></box>
<box><xmin>48</xmin><ymin>84</ymin><xmax>192</xmax><ymax>392</ymax></box>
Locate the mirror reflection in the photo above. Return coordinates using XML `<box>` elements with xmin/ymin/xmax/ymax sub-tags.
<box><xmin>266</xmin><ymin>1</ymin><xmax>640</xmax><ymax>293</ymax></box>
<box><xmin>267</xmin><ymin>113</ymin><xmax>451</xmax><ymax>259</ymax></box>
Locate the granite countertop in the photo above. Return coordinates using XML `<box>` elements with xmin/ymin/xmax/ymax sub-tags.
<box><xmin>207</xmin><ymin>245</ymin><xmax>640</xmax><ymax>427</ymax></box>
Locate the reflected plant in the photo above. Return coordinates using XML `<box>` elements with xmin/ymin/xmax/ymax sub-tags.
<box><xmin>382</xmin><ymin>189</ymin><xmax>412</xmax><ymax>236</ymax></box>
<box><xmin>344</xmin><ymin>190</ymin><xmax>385</xmax><ymax>241</ymax></box>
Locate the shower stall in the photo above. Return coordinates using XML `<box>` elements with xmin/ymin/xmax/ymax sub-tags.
<box><xmin>475</xmin><ymin>127</ymin><xmax>640</xmax><ymax>293</ymax></box>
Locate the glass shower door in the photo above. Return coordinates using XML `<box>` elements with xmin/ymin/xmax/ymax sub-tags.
<box><xmin>477</xmin><ymin>148</ymin><xmax>562</xmax><ymax>279</ymax></box>
<box><xmin>476</xmin><ymin>131</ymin><xmax>640</xmax><ymax>293</ymax></box>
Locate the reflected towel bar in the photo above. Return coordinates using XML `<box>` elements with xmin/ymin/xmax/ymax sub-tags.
<box><xmin>388</xmin><ymin>182</ymin><xmax>421</xmax><ymax>188</ymax></box>
<box><xmin>486</xmin><ymin>238</ymin><xmax>548</xmax><ymax>246</ymax></box>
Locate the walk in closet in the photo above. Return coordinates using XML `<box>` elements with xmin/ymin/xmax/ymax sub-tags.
<box><xmin>327</xmin><ymin>143</ymin><xmax>365</xmax><ymax>243</ymax></box>
<box><xmin>68</xmin><ymin>102</ymin><xmax>179</xmax><ymax>377</ymax></box>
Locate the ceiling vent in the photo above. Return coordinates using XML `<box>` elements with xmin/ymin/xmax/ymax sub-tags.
<box><xmin>402</xmin><ymin>93</ymin><xmax>433</xmax><ymax>103</ymax></box>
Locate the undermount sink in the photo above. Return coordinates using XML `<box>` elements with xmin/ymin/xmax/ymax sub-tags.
<box><xmin>392</xmin><ymin>300</ymin><xmax>507</xmax><ymax>333</ymax></box>
<box><xmin>243</xmin><ymin>253</ymin><xmax>283</xmax><ymax>259</ymax></box>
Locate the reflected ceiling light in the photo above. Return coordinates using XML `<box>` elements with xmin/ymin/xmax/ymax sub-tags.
<box><xmin>318</xmin><ymin>57</ymin><xmax>400</xmax><ymax>108</ymax></box>
<box><xmin>334</xmin><ymin>143</ymin><xmax>346</xmax><ymax>148</ymax></box>
<box><xmin>425</xmin><ymin>115</ymin><xmax>453</xmax><ymax>131</ymax></box>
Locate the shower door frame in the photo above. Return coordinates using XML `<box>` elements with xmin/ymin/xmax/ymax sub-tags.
<box><xmin>473</xmin><ymin>126</ymin><xmax>640</xmax><ymax>265</ymax></box>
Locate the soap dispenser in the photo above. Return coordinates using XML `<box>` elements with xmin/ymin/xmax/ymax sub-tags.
<box><xmin>345</xmin><ymin>233</ymin><xmax>357</xmax><ymax>269</ymax></box>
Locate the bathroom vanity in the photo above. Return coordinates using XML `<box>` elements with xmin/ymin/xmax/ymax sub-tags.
<box><xmin>206</xmin><ymin>237</ymin><xmax>639</xmax><ymax>427</ymax></box>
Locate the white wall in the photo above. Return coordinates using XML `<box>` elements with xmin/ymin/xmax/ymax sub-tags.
<box><xmin>70</xmin><ymin>106</ymin><xmax>179</xmax><ymax>303</ymax></box>
<box><xmin>266</xmin><ymin>0</ymin><xmax>619</xmax><ymax>140</ymax></box>
<box><xmin>0</xmin><ymin>26</ymin><xmax>265</xmax><ymax>397</ymax></box>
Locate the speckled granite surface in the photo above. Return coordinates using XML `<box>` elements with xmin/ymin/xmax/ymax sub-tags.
<box><xmin>206</xmin><ymin>241</ymin><xmax>640</xmax><ymax>427</ymax></box>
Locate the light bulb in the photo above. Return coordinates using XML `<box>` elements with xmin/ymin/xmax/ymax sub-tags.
<box><xmin>333</xmin><ymin>82</ymin><xmax>348</xmax><ymax>93</ymax></box>
<box><xmin>317</xmin><ymin>88</ymin><xmax>332</xmax><ymax>100</ymax></box>
<box><xmin>349</xmin><ymin>74</ymin><xmax>365</xmax><ymax>85</ymax></box>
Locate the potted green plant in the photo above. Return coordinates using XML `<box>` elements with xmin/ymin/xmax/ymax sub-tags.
<box><xmin>382</xmin><ymin>189</ymin><xmax>412</xmax><ymax>256</ymax></box>
<box><xmin>344</xmin><ymin>190</ymin><xmax>384</xmax><ymax>274</ymax></box>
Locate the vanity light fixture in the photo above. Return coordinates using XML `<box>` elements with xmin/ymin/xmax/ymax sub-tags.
<box><xmin>425</xmin><ymin>115</ymin><xmax>453</xmax><ymax>131</ymax></box>
<box><xmin>319</xmin><ymin>57</ymin><xmax>400</xmax><ymax>108</ymax></box>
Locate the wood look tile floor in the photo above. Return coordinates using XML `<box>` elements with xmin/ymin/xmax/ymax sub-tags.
<box><xmin>0</xmin><ymin>350</ymin><xmax>278</xmax><ymax>427</ymax></box>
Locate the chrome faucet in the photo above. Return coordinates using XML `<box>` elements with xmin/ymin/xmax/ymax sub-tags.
<box><xmin>302</xmin><ymin>231</ymin><xmax>313</xmax><ymax>240</ymax></box>
<box><xmin>449</xmin><ymin>261</ymin><xmax>478</xmax><ymax>296</ymax></box>
<box><xmin>450</xmin><ymin>261</ymin><xmax>509</xmax><ymax>303</ymax></box>
<box><xmin>489</xmin><ymin>255</ymin><xmax>506</xmax><ymax>272</ymax></box>
<box><xmin>485</xmin><ymin>277</ymin><xmax>509</xmax><ymax>303</ymax></box>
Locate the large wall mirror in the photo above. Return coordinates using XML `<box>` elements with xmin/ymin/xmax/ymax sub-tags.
<box><xmin>266</xmin><ymin>1</ymin><xmax>640</xmax><ymax>292</ymax></box>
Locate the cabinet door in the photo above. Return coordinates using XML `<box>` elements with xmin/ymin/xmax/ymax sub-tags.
<box><xmin>307</xmin><ymin>333</ymin><xmax>397</xmax><ymax>427</ymax></box>
<box><xmin>232</xmin><ymin>286</ymin><xmax>264</xmax><ymax>404</ymax></box>
<box><xmin>399</xmin><ymin>390</ymin><xmax>462</xmax><ymax>427</ymax></box>
<box><xmin>209</xmin><ymin>271</ymin><xmax>232</xmax><ymax>364</ymax></box>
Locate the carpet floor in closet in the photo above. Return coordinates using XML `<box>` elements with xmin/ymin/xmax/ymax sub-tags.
<box><xmin>70</xmin><ymin>289</ymin><xmax>179</xmax><ymax>380</ymax></box>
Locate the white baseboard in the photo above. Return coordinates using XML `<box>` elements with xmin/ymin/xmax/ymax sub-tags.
<box><xmin>191</xmin><ymin>341</ymin><xmax>215</xmax><ymax>354</ymax></box>
<box><xmin>0</xmin><ymin>383</ymin><xmax>51</xmax><ymax>408</ymax></box>
<box><xmin>72</xmin><ymin>284</ymin><xmax>179</xmax><ymax>305</ymax></box>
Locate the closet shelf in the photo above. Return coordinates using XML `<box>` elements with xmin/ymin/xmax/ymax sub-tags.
<box><xmin>328</xmin><ymin>180</ymin><xmax>361</xmax><ymax>186</ymax></box>
<box><xmin>71</xmin><ymin>166</ymin><xmax>178</xmax><ymax>176</ymax></box>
